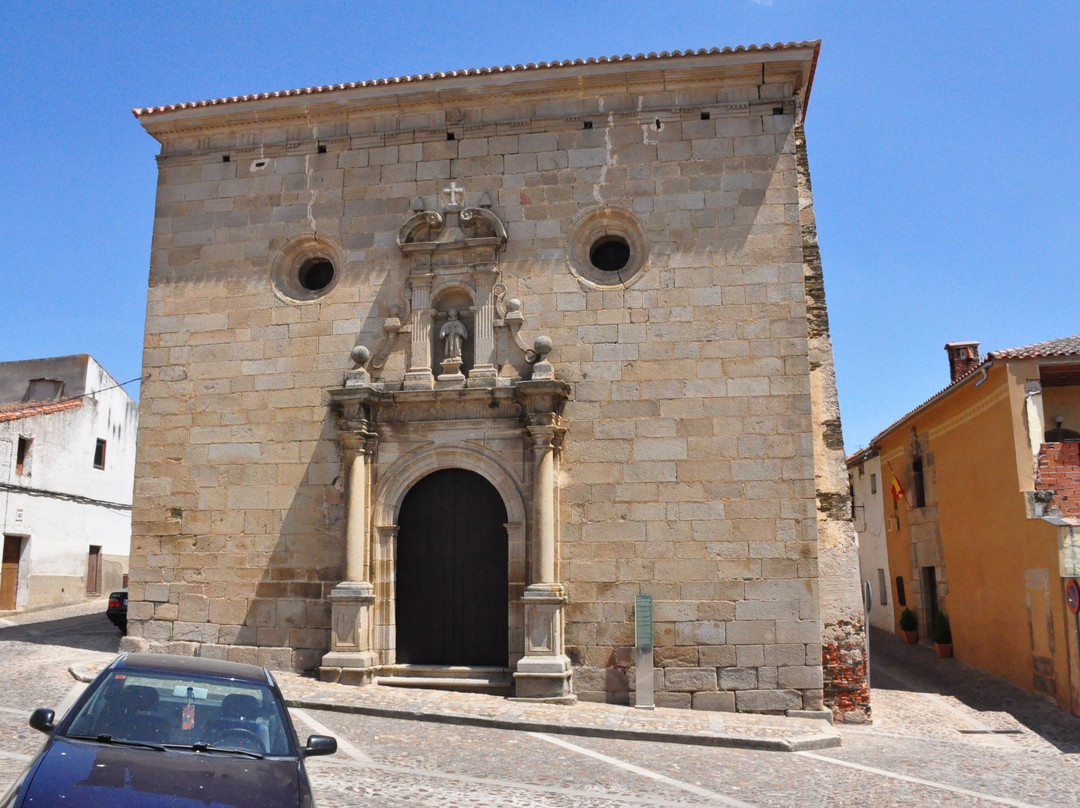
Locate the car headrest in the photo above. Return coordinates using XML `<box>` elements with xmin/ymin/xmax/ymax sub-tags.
<box><xmin>219</xmin><ymin>693</ymin><xmax>261</xmax><ymax>720</ymax></box>
<box><xmin>118</xmin><ymin>685</ymin><xmax>159</xmax><ymax>712</ymax></box>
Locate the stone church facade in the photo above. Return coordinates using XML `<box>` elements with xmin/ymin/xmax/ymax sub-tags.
<box><xmin>126</xmin><ymin>42</ymin><xmax>869</xmax><ymax>718</ymax></box>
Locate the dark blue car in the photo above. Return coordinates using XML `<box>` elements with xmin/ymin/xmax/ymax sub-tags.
<box><xmin>0</xmin><ymin>653</ymin><xmax>337</xmax><ymax>808</ymax></box>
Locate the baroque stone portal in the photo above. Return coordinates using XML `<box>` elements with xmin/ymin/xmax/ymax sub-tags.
<box><xmin>320</xmin><ymin>198</ymin><xmax>574</xmax><ymax>700</ymax></box>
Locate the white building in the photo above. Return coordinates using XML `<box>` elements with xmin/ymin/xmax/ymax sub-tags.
<box><xmin>0</xmin><ymin>355</ymin><xmax>138</xmax><ymax>611</ymax></box>
<box><xmin>847</xmin><ymin>448</ymin><xmax>893</xmax><ymax>631</ymax></box>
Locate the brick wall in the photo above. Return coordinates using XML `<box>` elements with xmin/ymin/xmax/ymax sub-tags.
<box><xmin>1036</xmin><ymin>441</ymin><xmax>1080</xmax><ymax>517</ymax></box>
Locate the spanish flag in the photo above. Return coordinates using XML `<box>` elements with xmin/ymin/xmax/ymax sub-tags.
<box><xmin>890</xmin><ymin>473</ymin><xmax>906</xmax><ymax>503</ymax></box>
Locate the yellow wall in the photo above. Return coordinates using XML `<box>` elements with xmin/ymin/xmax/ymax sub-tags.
<box><xmin>878</xmin><ymin>364</ymin><xmax>1074</xmax><ymax>713</ymax></box>
<box><xmin>1043</xmin><ymin>386</ymin><xmax>1080</xmax><ymax>435</ymax></box>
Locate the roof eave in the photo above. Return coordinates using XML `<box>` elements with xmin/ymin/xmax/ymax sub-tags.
<box><xmin>869</xmin><ymin>359</ymin><xmax>995</xmax><ymax>449</ymax></box>
<box><xmin>132</xmin><ymin>42</ymin><xmax>822</xmax><ymax>137</ymax></box>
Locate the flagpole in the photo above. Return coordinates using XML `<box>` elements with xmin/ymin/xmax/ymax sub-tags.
<box><xmin>885</xmin><ymin>458</ymin><xmax>911</xmax><ymax>511</ymax></box>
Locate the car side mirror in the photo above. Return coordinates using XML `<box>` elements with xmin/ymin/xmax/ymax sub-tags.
<box><xmin>302</xmin><ymin>735</ymin><xmax>337</xmax><ymax>757</ymax></box>
<box><xmin>29</xmin><ymin>709</ymin><xmax>55</xmax><ymax>734</ymax></box>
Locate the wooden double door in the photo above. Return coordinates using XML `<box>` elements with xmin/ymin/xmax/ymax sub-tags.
<box><xmin>395</xmin><ymin>469</ymin><xmax>508</xmax><ymax>666</ymax></box>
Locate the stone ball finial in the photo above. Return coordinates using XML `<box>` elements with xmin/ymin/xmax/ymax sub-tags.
<box><xmin>350</xmin><ymin>344</ymin><xmax>372</xmax><ymax>368</ymax></box>
<box><xmin>506</xmin><ymin>298</ymin><xmax>522</xmax><ymax>314</ymax></box>
<box><xmin>526</xmin><ymin>335</ymin><xmax>554</xmax><ymax>364</ymax></box>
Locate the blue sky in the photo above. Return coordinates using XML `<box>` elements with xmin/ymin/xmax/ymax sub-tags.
<box><xmin>2</xmin><ymin>1</ymin><xmax>1077</xmax><ymax>451</ymax></box>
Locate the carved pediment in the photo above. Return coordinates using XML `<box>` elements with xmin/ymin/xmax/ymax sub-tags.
<box><xmin>397</xmin><ymin>210</ymin><xmax>444</xmax><ymax>246</ymax></box>
<box><xmin>397</xmin><ymin>205</ymin><xmax>507</xmax><ymax>257</ymax></box>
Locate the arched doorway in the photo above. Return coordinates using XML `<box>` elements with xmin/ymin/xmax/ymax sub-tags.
<box><xmin>395</xmin><ymin>468</ymin><xmax>509</xmax><ymax>666</ymax></box>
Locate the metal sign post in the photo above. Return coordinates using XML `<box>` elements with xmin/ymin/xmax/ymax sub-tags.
<box><xmin>863</xmin><ymin>579</ymin><xmax>872</xmax><ymax>691</ymax></box>
<box><xmin>635</xmin><ymin>594</ymin><xmax>654</xmax><ymax>710</ymax></box>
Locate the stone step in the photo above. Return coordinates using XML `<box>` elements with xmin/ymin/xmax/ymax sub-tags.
<box><xmin>378</xmin><ymin>665</ymin><xmax>513</xmax><ymax>695</ymax></box>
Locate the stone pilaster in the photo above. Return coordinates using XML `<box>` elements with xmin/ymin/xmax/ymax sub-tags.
<box><xmin>467</xmin><ymin>268</ymin><xmax>498</xmax><ymax>387</ymax></box>
<box><xmin>404</xmin><ymin>274</ymin><xmax>434</xmax><ymax>390</ymax></box>
<box><xmin>320</xmin><ymin>429</ymin><xmax>378</xmax><ymax>684</ymax></box>
<box><xmin>515</xmin><ymin>416</ymin><xmax>573</xmax><ymax>701</ymax></box>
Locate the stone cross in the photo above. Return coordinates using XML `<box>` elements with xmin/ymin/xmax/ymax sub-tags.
<box><xmin>443</xmin><ymin>181</ymin><xmax>464</xmax><ymax>207</ymax></box>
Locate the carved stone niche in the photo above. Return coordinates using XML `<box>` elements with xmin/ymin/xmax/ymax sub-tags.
<box><xmin>397</xmin><ymin>204</ymin><xmax>511</xmax><ymax>391</ymax></box>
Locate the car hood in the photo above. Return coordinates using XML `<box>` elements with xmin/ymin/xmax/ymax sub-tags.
<box><xmin>23</xmin><ymin>738</ymin><xmax>303</xmax><ymax>808</ymax></box>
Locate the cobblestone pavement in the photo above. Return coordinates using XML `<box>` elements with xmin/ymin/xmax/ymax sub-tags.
<box><xmin>2</xmin><ymin>607</ymin><xmax>1078</xmax><ymax>807</ymax></box>
<box><xmin>275</xmin><ymin>674</ymin><xmax>840</xmax><ymax>753</ymax></box>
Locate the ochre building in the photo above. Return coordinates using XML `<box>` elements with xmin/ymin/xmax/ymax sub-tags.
<box><xmin>125</xmin><ymin>43</ymin><xmax>868</xmax><ymax>718</ymax></box>
<box><xmin>863</xmin><ymin>338</ymin><xmax>1080</xmax><ymax>717</ymax></box>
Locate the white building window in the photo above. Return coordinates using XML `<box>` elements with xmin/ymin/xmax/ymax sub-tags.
<box><xmin>16</xmin><ymin>437</ymin><xmax>31</xmax><ymax>475</ymax></box>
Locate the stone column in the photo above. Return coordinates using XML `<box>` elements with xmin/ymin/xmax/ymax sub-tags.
<box><xmin>344</xmin><ymin>452</ymin><xmax>368</xmax><ymax>582</ymax></box>
<box><xmin>467</xmin><ymin>268</ymin><xmax>498</xmax><ymax>387</ymax></box>
<box><xmin>403</xmin><ymin>274</ymin><xmax>435</xmax><ymax>390</ymax></box>
<box><xmin>531</xmin><ymin>421</ymin><xmax>558</xmax><ymax>584</ymax></box>
<box><xmin>319</xmin><ymin>431</ymin><xmax>378</xmax><ymax>685</ymax></box>
<box><xmin>514</xmin><ymin>416</ymin><xmax>574</xmax><ymax>701</ymax></box>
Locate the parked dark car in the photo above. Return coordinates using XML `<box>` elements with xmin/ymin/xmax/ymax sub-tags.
<box><xmin>0</xmin><ymin>653</ymin><xmax>337</xmax><ymax>808</ymax></box>
<box><xmin>105</xmin><ymin>589</ymin><xmax>127</xmax><ymax>633</ymax></box>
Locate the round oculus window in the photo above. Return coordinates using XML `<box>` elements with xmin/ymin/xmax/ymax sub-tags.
<box><xmin>589</xmin><ymin>237</ymin><xmax>631</xmax><ymax>274</ymax></box>
<box><xmin>567</xmin><ymin>207</ymin><xmax>648</xmax><ymax>287</ymax></box>
<box><xmin>297</xmin><ymin>258</ymin><xmax>335</xmax><ymax>292</ymax></box>
<box><xmin>270</xmin><ymin>235</ymin><xmax>343</xmax><ymax>303</ymax></box>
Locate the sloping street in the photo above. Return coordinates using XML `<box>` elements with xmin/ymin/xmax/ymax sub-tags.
<box><xmin>2</xmin><ymin>607</ymin><xmax>1077</xmax><ymax>807</ymax></box>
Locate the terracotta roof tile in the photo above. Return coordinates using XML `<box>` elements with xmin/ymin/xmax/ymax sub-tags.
<box><xmin>132</xmin><ymin>42</ymin><xmax>821</xmax><ymax>118</ymax></box>
<box><xmin>845</xmin><ymin>446</ymin><xmax>875</xmax><ymax>465</ymax></box>
<box><xmin>864</xmin><ymin>333</ymin><xmax>1080</xmax><ymax>450</ymax></box>
<box><xmin>0</xmin><ymin>398</ymin><xmax>83</xmax><ymax>422</ymax></box>
<box><xmin>986</xmin><ymin>335</ymin><xmax>1080</xmax><ymax>360</ymax></box>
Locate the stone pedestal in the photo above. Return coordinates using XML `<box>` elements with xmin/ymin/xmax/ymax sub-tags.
<box><xmin>436</xmin><ymin>357</ymin><xmax>466</xmax><ymax>387</ymax></box>
<box><xmin>319</xmin><ymin>581</ymin><xmax>378</xmax><ymax>685</ymax></box>
<box><xmin>513</xmin><ymin>583</ymin><xmax>574</xmax><ymax>701</ymax></box>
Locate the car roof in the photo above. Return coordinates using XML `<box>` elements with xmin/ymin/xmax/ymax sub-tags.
<box><xmin>117</xmin><ymin>653</ymin><xmax>271</xmax><ymax>684</ymax></box>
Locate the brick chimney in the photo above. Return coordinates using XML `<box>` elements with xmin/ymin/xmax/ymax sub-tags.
<box><xmin>945</xmin><ymin>341</ymin><xmax>980</xmax><ymax>382</ymax></box>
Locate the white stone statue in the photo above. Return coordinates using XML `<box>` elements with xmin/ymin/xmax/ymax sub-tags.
<box><xmin>439</xmin><ymin>309</ymin><xmax>468</xmax><ymax>361</ymax></box>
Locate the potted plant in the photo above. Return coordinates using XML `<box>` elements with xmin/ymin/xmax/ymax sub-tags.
<box><xmin>933</xmin><ymin>611</ymin><xmax>953</xmax><ymax>658</ymax></box>
<box><xmin>899</xmin><ymin>608</ymin><xmax>918</xmax><ymax>643</ymax></box>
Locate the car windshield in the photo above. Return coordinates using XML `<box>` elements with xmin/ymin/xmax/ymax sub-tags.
<box><xmin>65</xmin><ymin>668</ymin><xmax>294</xmax><ymax>757</ymax></box>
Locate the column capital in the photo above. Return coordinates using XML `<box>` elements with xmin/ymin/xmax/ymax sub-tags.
<box><xmin>527</xmin><ymin>416</ymin><xmax>566</xmax><ymax>450</ymax></box>
<box><xmin>407</xmin><ymin>272</ymin><xmax>435</xmax><ymax>288</ymax></box>
<box><xmin>340</xmin><ymin>422</ymin><xmax>378</xmax><ymax>454</ymax></box>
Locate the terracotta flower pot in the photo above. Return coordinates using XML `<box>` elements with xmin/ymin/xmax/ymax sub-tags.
<box><xmin>902</xmin><ymin>630</ymin><xmax>918</xmax><ymax>644</ymax></box>
<box><xmin>935</xmin><ymin>642</ymin><xmax>953</xmax><ymax>658</ymax></box>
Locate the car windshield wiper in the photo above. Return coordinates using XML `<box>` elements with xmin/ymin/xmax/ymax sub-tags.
<box><xmin>177</xmin><ymin>742</ymin><xmax>264</xmax><ymax>760</ymax></box>
<box><xmin>66</xmin><ymin>733</ymin><xmax>166</xmax><ymax>752</ymax></box>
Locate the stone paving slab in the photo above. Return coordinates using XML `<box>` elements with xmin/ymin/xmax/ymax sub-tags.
<box><xmin>69</xmin><ymin>660</ymin><xmax>839</xmax><ymax>752</ymax></box>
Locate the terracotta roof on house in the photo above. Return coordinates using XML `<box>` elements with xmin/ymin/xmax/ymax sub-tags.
<box><xmin>132</xmin><ymin>42</ymin><xmax>821</xmax><ymax>118</ymax></box>
<box><xmin>845</xmin><ymin>446</ymin><xmax>875</xmax><ymax>466</ymax></box>
<box><xmin>986</xmin><ymin>335</ymin><xmax>1080</xmax><ymax>360</ymax></box>
<box><xmin>864</xmin><ymin>333</ymin><xmax>1080</xmax><ymax>449</ymax></box>
<box><xmin>0</xmin><ymin>398</ymin><xmax>83</xmax><ymax>423</ymax></box>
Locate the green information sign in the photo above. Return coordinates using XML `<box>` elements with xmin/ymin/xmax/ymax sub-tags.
<box><xmin>635</xmin><ymin>594</ymin><xmax>654</xmax><ymax>649</ymax></box>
